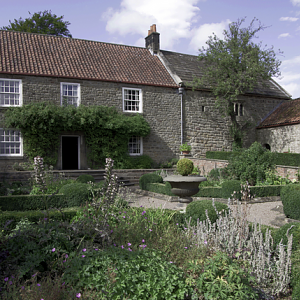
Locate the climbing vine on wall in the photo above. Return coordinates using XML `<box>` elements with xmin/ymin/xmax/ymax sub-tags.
<box><xmin>4</xmin><ymin>102</ymin><xmax>151</xmax><ymax>167</ymax></box>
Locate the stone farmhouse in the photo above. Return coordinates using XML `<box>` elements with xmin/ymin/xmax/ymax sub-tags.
<box><xmin>257</xmin><ymin>97</ymin><xmax>300</xmax><ymax>152</ymax></box>
<box><xmin>0</xmin><ymin>25</ymin><xmax>291</xmax><ymax>170</ymax></box>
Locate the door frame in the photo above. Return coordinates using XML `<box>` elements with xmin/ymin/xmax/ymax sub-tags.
<box><xmin>61</xmin><ymin>135</ymin><xmax>81</xmax><ymax>170</ymax></box>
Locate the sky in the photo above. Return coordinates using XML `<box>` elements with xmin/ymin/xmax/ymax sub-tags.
<box><xmin>1</xmin><ymin>0</ymin><xmax>300</xmax><ymax>98</ymax></box>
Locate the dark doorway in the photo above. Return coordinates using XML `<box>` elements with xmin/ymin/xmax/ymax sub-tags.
<box><xmin>62</xmin><ymin>136</ymin><xmax>79</xmax><ymax>170</ymax></box>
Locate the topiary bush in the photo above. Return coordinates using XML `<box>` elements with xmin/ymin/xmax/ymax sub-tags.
<box><xmin>281</xmin><ymin>184</ymin><xmax>300</xmax><ymax>220</ymax></box>
<box><xmin>76</xmin><ymin>174</ymin><xmax>95</xmax><ymax>184</ymax></box>
<box><xmin>185</xmin><ymin>200</ymin><xmax>229</xmax><ymax>226</ymax></box>
<box><xmin>139</xmin><ymin>173</ymin><xmax>163</xmax><ymax>190</ymax></box>
<box><xmin>176</xmin><ymin>158</ymin><xmax>194</xmax><ymax>176</ymax></box>
<box><xmin>221</xmin><ymin>180</ymin><xmax>242</xmax><ymax>199</ymax></box>
<box><xmin>59</xmin><ymin>183</ymin><xmax>91</xmax><ymax>207</ymax></box>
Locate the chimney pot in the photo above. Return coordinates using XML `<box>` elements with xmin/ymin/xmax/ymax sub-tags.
<box><xmin>145</xmin><ymin>24</ymin><xmax>160</xmax><ymax>54</ymax></box>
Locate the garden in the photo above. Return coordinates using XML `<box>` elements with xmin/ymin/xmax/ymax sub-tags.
<box><xmin>0</xmin><ymin>143</ymin><xmax>300</xmax><ymax>299</ymax></box>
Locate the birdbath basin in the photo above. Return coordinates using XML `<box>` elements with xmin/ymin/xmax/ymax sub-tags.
<box><xmin>163</xmin><ymin>175</ymin><xmax>207</xmax><ymax>207</ymax></box>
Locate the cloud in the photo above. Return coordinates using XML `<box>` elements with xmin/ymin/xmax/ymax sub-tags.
<box><xmin>279</xmin><ymin>16</ymin><xmax>299</xmax><ymax>21</ymax></box>
<box><xmin>278</xmin><ymin>56</ymin><xmax>300</xmax><ymax>98</ymax></box>
<box><xmin>291</xmin><ymin>0</ymin><xmax>300</xmax><ymax>6</ymax></box>
<box><xmin>189</xmin><ymin>20</ymin><xmax>231</xmax><ymax>52</ymax></box>
<box><xmin>278</xmin><ymin>33</ymin><xmax>292</xmax><ymax>38</ymax></box>
<box><xmin>103</xmin><ymin>0</ymin><xmax>201</xmax><ymax>49</ymax></box>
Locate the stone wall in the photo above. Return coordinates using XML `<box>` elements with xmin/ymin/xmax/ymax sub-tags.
<box><xmin>256</xmin><ymin>124</ymin><xmax>300</xmax><ymax>153</ymax></box>
<box><xmin>0</xmin><ymin>74</ymin><xmax>288</xmax><ymax>170</ymax></box>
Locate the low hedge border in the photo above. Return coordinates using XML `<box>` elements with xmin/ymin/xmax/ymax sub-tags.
<box><xmin>144</xmin><ymin>182</ymin><xmax>284</xmax><ymax>199</ymax></box>
<box><xmin>0</xmin><ymin>194</ymin><xmax>68</xmax><ymax>211</ymax></box>
<box><xmin>0</xmin><ymin>207</ymin><xmax>79</xmax><ymax>231</ymax></box>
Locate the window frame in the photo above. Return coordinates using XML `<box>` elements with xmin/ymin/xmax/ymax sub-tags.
<box><xmin>60</xmin><ymin>82</ymin><xmax>81</xmax><ymax>107</ymax></box>
<box><xmin>0</xmin><ymin>78</ymin><xmax>22</xmax><ymax>107</ymax></box>
<box><xmin>128</xmin><ymin>136</ymin><xmax>143</xmax><ymax>156</ymax></box>
<box><xmin>122</xmin><ymin>87</ymin><xmax>143</xmax><ymax>113</ymax></box>
<box><xmin>234</xmin><ymin>103</ymin><xmax>244</xmax><ymax>116</ymax></box>
<box><xmin>0</xmin><ymin>128</ymin><xmax>23</xmax><ymax>157</ymax></box>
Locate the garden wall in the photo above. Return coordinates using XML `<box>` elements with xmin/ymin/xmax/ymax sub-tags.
<box><xmin>190</xmin><ymin>157</ymin><xmax>299</xmax><ymax>180</ymax></box>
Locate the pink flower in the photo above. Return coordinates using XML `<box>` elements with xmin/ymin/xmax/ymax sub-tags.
<box><xmin>51</xmin><ymin>248</ymin><xmax>55</xmax><ymax>252</ymax></box>
<box><xmin>82</xmin><ymin>248</ymin><xmax>86</xmax><ymax>252</ymax></box>
<box><xmin>76</xmin><ymin>293</ymin><xmax>81</xmax><ymax>298</ymax></box>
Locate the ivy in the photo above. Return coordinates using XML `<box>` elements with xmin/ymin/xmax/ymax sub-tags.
<box><xmin>4</xmin><ymin>103</ymin><xmax>150</xmax><ymax>167</ymax></box>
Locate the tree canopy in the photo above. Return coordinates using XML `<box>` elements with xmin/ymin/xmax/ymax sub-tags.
<box><xmin>1</xmin><ymin>10</ymin><xmax>72</xmax><ymax>38</ymax></box>
<box><xmin>193</xmin><ymin>17</ymin><xmax>282</xmax><ymax>148</ymax></box>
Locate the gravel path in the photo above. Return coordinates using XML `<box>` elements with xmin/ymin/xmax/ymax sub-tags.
<box><xmin>126</xmin><ymin>190</ymin><xmax>293</xmax><ymax>228</ymax></box>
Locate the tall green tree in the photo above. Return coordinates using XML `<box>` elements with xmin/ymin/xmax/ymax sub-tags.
<box><xmin>1</xmin><ymin>10</ymin><xmax>72</xmax><ymax>37</ymax></box>
<box><xmin>193</xmin><ymin>17</ymin><xmax>282</xmax><ymax>148</ymax></box>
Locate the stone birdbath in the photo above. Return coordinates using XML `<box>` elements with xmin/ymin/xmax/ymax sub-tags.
<box><xmin>163</xmin><ymin>175</ymin><xmax>207</xmax><ymax>209</ymax></box>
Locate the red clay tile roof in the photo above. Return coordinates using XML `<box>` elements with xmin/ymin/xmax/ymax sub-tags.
<box><xmin>0</xmin><ymin>30</ymin><xmax>178</xmax><ymax>87</ymax></box>
<box><xmin>257</xmin><ymin>98</ymin><xmax>300</xmax><ymax>128</ymax></box>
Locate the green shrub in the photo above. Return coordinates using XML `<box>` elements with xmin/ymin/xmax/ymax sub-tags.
<box><xmin>207</xmin><ymin>168</ymin><xmax>221</xmax><ymax>181</ymax></box>
<box><xmin>176</xmin><ymin>158</ymin><xmax>194</xmax><ymax>176</ymax></box>
<box><xmin>223</xmin><ymin>142</ymin><xmax>276</xmax><ymax>185</ymax></box>
<box><xmin>190</xmin><ymin>251</ymin><xmax>257</xmax><ymax>299</ymax></box>
<box><xmin>139</xmin><ymin>173</ymin><xmax>163</xmax><ymax>190</ymax></box>
<box><xmin>221</xmin><ymin>180</ymin><xmax>242</xmax><ymax>199</ymax></box>
<box><xmin>62</xmin><ymin>247</ymin><xmax>191</xmax><ymax>299</ymax></box>
<box><xmin>291</xmin><ymin>249</ymin><xmax>300</xmax><ymax>300</ymax></box>
<box><xmin>76</xmin><ymin>174</ymin><xmax>95</xmax><ymax>183</ymax></box>
<box><xmin>272</xmin><ymin>222</ymin><xmax>300</xmax><ymax>252</ymax></box>
<box><xmin>185</xmin><ymin>200</ymin><xmax>228</xmax><ymax>226</ymax></box>
<box><xmin>195</xmin><ymin>186</ymin><xmax>223</xmax><ymax>198</ymax></box>
<box><xmin>59</xmin><ymin>183</ymin><xmax>91</xmax><ymax>207</ymax></box>
<box><xmin>281</xmin><ymin>184</ymin><xmax>300</xmax><ymax>220</ymax></box>
<box><xmin>159</xmin><ymin>158</ymin><xmax>179</xmax><ymax>168</ymax></box>
<box><xmin>275</xmin><ymin>152</ymin><xmax>300</xmax><ymax>167</ymax></box>
<box><xmin>118</xmin><ymin>154</ymin><xmax>154</xmax><ymax>169</ymax></box>
<box><xmin>206</xmin><ymin>151</ymin><xmax>234</xmax><ymax>160</ymax></box>
<box><xmin>0</xmin><ymin>194</ymin><xmax>67</xmax><ymax>211</ymax></box>
<box><xmin>249</xmin><ymin>185</ymin><xmax>282</xmax><ymax>197</ymax></box>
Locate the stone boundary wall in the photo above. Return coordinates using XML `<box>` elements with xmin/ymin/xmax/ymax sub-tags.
<box><xmin>190</xmin><ymin>158</ymin><xmax>299</xmax><ymax>181</ymax></box>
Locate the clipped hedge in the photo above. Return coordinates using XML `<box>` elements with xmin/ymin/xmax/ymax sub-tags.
<box><xmin>206</xmin><ymin>150</ymin><xmax>300</xmax><ymax>167</ymax></box>
<box><xmin>281</xmin><ymin>184</ymin><xmax>300</xmax><ymax>220</ymax></box>
<box><xmin>0</xmin><ymin>194</ymin><xmax>67</xmax><ymax>211</ymax></box>
<box><xmin>146</xmin><ymin>182</ymin><xmax>175</xmax><ymax>196</ymax></box>
<box><xmin>0</xmin><ymin>208</ymin><xmax>78</xmax><ymax>232</ymax></box>
<box><xmin>221</xmin><ymin>180</ymin><xmax>242</xmax><ymax>199</ymax></box>
<box><xmin>250</xmin><ymin>185</ymin><xmax>282</xmax><ymax>197</ymax></box>
<box><xmin>206</xmin><ymin>151</ymin><xmax>234</xmax><ymax>160</ymax></box>
<box><xmin>195</xmin><ymin>187</ymin><xmax>223</xmax><ymax>198</ymax></box>
<box><xmin>139</xmin><ymin>173</ymin><xmax>163</xmax><ymax>190</ymax></box>
<box><xmin>59</xmin><ymin>183</ymin><xmax>91</xmax><ymax>207</ymax></box>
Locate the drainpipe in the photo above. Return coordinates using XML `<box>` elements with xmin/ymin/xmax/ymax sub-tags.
<box><xmin>178</xmin><ymin>86</ymin><xmax>184</xmax><ymax>146</ymax></box>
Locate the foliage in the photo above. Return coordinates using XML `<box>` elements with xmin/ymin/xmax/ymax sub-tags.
<box><xmin>4</xmin><ymin>102</ymin><xmax>150</xmax><ymax>166</ymax></box>
<box><xmin>0</xmin><ymin>181</ymin><xmax>30</xmax><ymax>196</ymax></box>
<box><xmin>76</xmin><ymin>174</ymin><xmax>95</xmax><ymax>184</ymax></box>
<box><xmin>221</xmin><ymin>180</ymin><xmax>242</xmax><ymax>199</ymax></box>
<box><xmin>193</xmin><ymin>17</ymin><xmax>282</xmax><ymax>146</ymax></box>
<box><xmin>1</xmin><ymin>10</ymin><xmax>72</xmax><ymax>37</ymax></box>
<box><xmin>159</xmin><ymin>158</ymin><xmax>179</xmax><ymax>168</ymax></box>
<box><xmin>281</xmin><ymin>184</ymin><xmax>300</xmax><ymax>220</ymax></box>
<box><xmin>139</xmin><ymin>173</ymin><xmax>163</xmax><ymax>190</ymax></box>
<box><xmin>256</xmin><ymin>168</ymin><xmax>294</xmax><ymax>186</ymax></box>
<box><xmin>59</xmin><ymin>183</ymin><xmax>91</xmax><ymax>207</ymax></box>
<box><xmin>206</xmin><ymin>151</ymin><xmax>235</xmax><ymax>160</ymax></box>
<box><xmin>224</xmin><ymin>142</ymin><xmax>276</xmax><ymax>185</ymax></box>
<box><xmin>185</xmin><ymin>200</ymin><xmax>229</xmax><ymax>226</ymax></box>
<box><xmin>118</xmin><ymin>154</ymin><xmax>154</xmax><ymax>169</ymax></box>
<box><xmin>176</xmin><ymin>158</ymin><xmax>194</xmax><ymax>176</ymax></box>
<box><xmin>145</xmin><ymin>182</ymin><xmax>175</xmax><ymax>196</ymax></box>
<box><xmin>184</xmin><ymin>200</ymin><xmax>293</xmax><ymax>296</ymax></box>
<box><xmin>272</xmin><ymin>222</ymin><xmax>300</xmax><ymax>252</ymax></box>
<box><xmin>189</xmin><ymin>251</ymin><xmax>257</xmax><ymax>299</ymax></box>
<box><xmin>179</xmin><ymin>142</ymin><xmax>191</xmax><ymax>152</ymax></box>
<box><xmin>62</xmin><ymin>247</ymin><xmax>191</xmax><ymax>299</ymax></box>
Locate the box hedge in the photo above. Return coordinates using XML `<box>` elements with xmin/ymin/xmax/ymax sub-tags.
<box><xmin>139</xmin><ymin>173</ymin><xmax>163</xmax><ymax>190</ymax></box>
<box><xmin>59</xmin><ymin>183</ymin><xmax>91</xmax><ymax>207</ymax></box>
<box><xmin>281</xmin><ymin>184</ymin><xmax>300</xmax><ymax>220</ymax></box>
<box><xmin>146</xmin><ymin>182</ymin><xmax>175</xmax><ymax>196</ymax></box>
<box><xmin>0</xmin><ymin>208</ymin><xmax>78</xmax><ymax>232</ymax></box>
<box><xmin>0</xmin><ymin>194</ymin><xmax>67</xmax><ymax>211</ymax></box>
<box><xmin>206</xmin><ymin>151</ymin><xmax>234</xmax><ymax>160</ymax></box>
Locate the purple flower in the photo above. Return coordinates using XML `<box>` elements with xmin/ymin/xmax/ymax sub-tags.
<box><xmin>4</xmin><ymin>277</ymin><xmax>8</xmax><ymax>282</ymax></box>
<box><xmin>51</xmin><ymin>248</ymin><xmax>55</xmax><ymax>252</ymax></box>
<box><xmin>170</xmin><ymin>261</ymin><xmax>173</xmax><ymax>263</ymax></box>
<box><xmin>127</xmin><ymin>243</ymin><xmax>131</xmax><ymax>246</ymax></box>
<box><xmin>82</xmin><ymin>248</ymin><xmax>86</xmax><ymax>252</ymax></box>
<box><xmin>9</xmin><ymin>281</ymin><xmax>12</xmax><ymax>285</ymax></box>
<box><xmin>149</xmin><ymin>229</ymin><xmax>152</xmax><ymax>232</ymax></box>
<box><xmin>184</xmin><ymin>247</ymin><xmax>187</xmax><ymax>249</ymax></box>
<box><xmin>82</xmin><ymin>255</ymin><xmax>85</xmax><ymax>258</ymax></box>
<box><xmin>142</xmin><ymin>239</ymin><xmax>145</xmax><ymax>243</ymax></box>
<box><xmin>145</xmin><ymin>217</ymin><xmax>147</xmax><ymax>219</ymax></box>
<box><xmin>76</xmin><ymin>293</ymin><xmax>81</xmax><ymax>298</ymax></box>
<box><xmin>37</xmin><ymin>283</ymin><xmax>41</xmax><ymax>286</ymax></box>
<box><xmin>176</xmin><ymin>223</ymin><xmax>178</xmax><ymax>225</ymax></box>
<box><xmin>21</xmin><ymin>286</ymin><xmax>25</xmax><ymax>290</ymax></box>
<box><xmin>123</xmin><ymin>216</ymin><xmax>126</xmax><ymax>219</ymax></box>
<box><xmin>204</xmin><ymin>241</ymin><xmax>208</xmax><ymax>245</ymax></box>
<box><xmin>121</xmin><ymin>245</ymin><xmax>124</xmax><ymax>249</ymax></box>
<box><xmin>65</xmin><ymin>254</ymin><xmax>68</xmax><ymax>258</ymax></box>
<box><xmin>95</xmin><ymin>248</ymin><xmax>99</xmax><ymax>251</ymax></box>
<box><xmin>142</xmin><ymin>211</ymin><xmax>146</xmax><ymax>215</ymax></box>
<box><xmin>128</xmin><ymin>248</ymin><xmax>132</xmax><ymax>251</ymax></box>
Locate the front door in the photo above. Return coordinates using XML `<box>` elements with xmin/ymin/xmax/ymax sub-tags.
<box><xmin>62</xmin><ymin>136</ymin><xmax>79</xmax><ymax>170</ymax></box>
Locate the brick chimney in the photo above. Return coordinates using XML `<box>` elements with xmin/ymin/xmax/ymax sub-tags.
<box><xmin>145</xmin><ymin>24</ymin><xmax>160</xmax><ymax>54</ymax></box>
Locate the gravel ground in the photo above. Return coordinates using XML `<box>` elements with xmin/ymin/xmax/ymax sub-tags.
<box><xmin>125</xmin><ymin>190</ymin><xmax>294</xmax><ymax>228</ymax></box>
